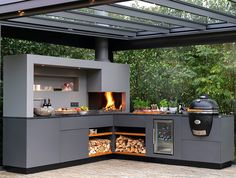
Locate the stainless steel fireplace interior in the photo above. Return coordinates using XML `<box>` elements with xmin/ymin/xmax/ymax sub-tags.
<box><xmin>153</xmin><ymin>120</ymin><xmax>174</xmax><ymax>155</ymax></box>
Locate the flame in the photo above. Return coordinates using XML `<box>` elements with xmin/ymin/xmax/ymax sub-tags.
<box><xmin>104</xmin><ymin>92</ymin><xmax>116</xmax><ymax>110</ymax></box>
<box><xmin>104</xmin><ymin>92</ymin><xmax>123</xmax><ymax>111</ymax></box>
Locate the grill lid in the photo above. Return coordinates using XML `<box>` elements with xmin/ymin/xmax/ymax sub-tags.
<box><xmin>189</xmin><ymin>95</ymin><xmax>219</xmax><ymax>114</ymax></box>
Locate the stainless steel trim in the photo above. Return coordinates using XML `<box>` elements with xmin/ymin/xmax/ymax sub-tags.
<box><xmin>188</xmin><ymin>111</ymin><xmax>219</xmax><ymax>114</ymax></box>
<box><xmin>153</xmin><ymin>128</ymin><xmax>156</xmax><ymax>145</ymax></box>
<box><xmin>193</xmin><ymin>129</ymin><xmax>207</xmax><ymax>136</ymax></box>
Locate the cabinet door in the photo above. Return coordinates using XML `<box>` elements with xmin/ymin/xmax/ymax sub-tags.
<box><xmin>60</xmin><ymin>129</ymin><xmax>88</xmax><ymax>162</ymax></box>
<box><xmin>26</xmin><ymin>119</ymin><xmax>60</xmax><ymax>168</ymax></box>
<box><xmin>182</xmin><ymin>140</ymin><xmax>221</xmax><ymax>163</ymax></box>
<box><xmin>154</xmin><ymin>120</ymin><xmax>173</xmax><ymax>155</ymax></box>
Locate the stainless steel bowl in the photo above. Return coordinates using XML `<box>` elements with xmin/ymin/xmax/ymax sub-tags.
<box><xmin>79</xmin><ymin>111</ymin><xmax>88</xmax><ymax>115</ymax></box>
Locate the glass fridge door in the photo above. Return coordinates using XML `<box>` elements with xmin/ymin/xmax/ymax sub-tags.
<box><xmin>154</xmin><ymin>120</ymin><xmax>173</xmax><ymax>155</ymax></box>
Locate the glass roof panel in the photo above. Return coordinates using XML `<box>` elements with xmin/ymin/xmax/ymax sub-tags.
<box><xmin>74</xmin><ymin>8</ymin><xmax>173</xmax><ymax>28</ymax></box>
<box><xmin>181</xmin><ymin>0</ymin><xmax>236</xmax><ymax>16</ymax></box>
<box><xmin>117</xmin><ymin>0</ymin><xmax>224</xmax><ymax>24</ymax></box>
<box><xmin>36</xmin><ymin>14</ymin><xmax>142</xmax><ymax>32</ymax></box>
<box><xmin>0</xmin><ymin>0</ymin><xmax>25</xmax><ymax>6</ymax></box>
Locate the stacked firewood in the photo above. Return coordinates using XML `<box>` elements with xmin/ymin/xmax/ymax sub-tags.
<box><xmin>89</xmin><ymin>138</ymin><xmax>111</xmax><ymax>155</ymax></box>
<box><xmin>115</xmin><ymin>135</ymin><xmax>146</xmax><ymax>154</ymax></box>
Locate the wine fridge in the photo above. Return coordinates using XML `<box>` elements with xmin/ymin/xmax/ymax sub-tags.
<box><xmin>153</xmin><ymin>120</ymin><xmax>173</xmax><ymax>155</ymax></box>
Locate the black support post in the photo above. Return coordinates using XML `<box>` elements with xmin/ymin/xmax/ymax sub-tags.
<box><xmin>0</xmin><ymin>24</ymin><xmax>2</xmax><ymax>165</ymax></box>
<box><xmin>0</xmin><ymin>24</ymin><xmax>2</xmax><ymax>116</ymax></box>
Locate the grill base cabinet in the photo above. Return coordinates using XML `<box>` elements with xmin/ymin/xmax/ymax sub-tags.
<box><xmin>145</xmin><ymin>115</ymin><xmax>234</xmax><ymax>167</ymax></box>
<box><xmin>181</xmin><ymin>115</ymin><xmax>234</xmax><ymax>164</ymax></box>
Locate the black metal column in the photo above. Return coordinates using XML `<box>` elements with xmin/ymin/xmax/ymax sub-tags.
<box><xmin>95</xmin><ymin>38</ymin><xmax>110</xmax><ymax>62</ymax></box>
<box><xmin>94</xmin><ymin>10</ymin><xmax>111</xmax><ymax>62</ymax></box>
<box><xmin>0</xmin><ymin>24</ymin><xmax>2</xmax><ymax>165</ymax></box>
<box><xmin>0</xmin><ymin>24</ymin><xmax>2</xmax><ymax>116</ymax></box>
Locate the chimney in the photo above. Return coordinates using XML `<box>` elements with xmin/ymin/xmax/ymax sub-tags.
<box><xmin>95</xmin><ymin>38</ymin><xmax>110</xmax><ymax>62</ymax></box>
<box><xmin>94</xmin><ymin>10</ymin><xmax>110</xmax><ymax>62</ymax></box>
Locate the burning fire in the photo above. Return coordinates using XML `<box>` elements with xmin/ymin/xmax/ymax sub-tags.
<box><xmin>104</xmin><ymin>92</ymin><xmax>122</xmax><ymax>111</ymax></box>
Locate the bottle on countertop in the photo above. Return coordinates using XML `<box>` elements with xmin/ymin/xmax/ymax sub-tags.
<box><xmin>42</xmin><ymin>99</ymin><xmax>47</xmax><ymax>108</ymax></box>
<box><xmin>47</xmin><ymin>98</ymin><xmax>52</xmax><ymax>108</ymax></box>
<box><xmin>178</xmin><ymin>104</ymin><xmax>183</xmax><ymax>114</ymax></box>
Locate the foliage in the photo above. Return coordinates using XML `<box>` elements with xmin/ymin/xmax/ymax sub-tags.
<box><xmin>1</xmin><ymin>38</ymin><xmax>94</xmax><ymax>60</ymax></box>
<box><xmin>169</xmin><ymin>99</ymin><xmax>178</xmax><ymax>108</ymax></box>
<box><xmin>114</xmin><ymin>44</ymin><xmax>236</xmax><ymax>114</ymax></box>
<box><xmin>159</xmin><ymin>99</ymin><xmax>169</xmax><ymax>108</ymax></box>
<box><xmin>80</xmin><ymin>106</ymin><xmax>89</xmax><ymax>111</ymax></box>
<box><xmin>133</xmin><ymin>97</ymin><xmax>150</xmax><ymax>110</ymax></box>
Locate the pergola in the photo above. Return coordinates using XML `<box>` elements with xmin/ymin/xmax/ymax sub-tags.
<box><xmin>0</xmin><ymin>0</ymin><xmax>236</xmax><ymax>55</ymax></box>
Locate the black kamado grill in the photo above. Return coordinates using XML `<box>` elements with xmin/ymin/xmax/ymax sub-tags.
<box><xmin>188</xmin><ymin>95</ymin><xmax>219</xmax><ymax>136</ymax></box>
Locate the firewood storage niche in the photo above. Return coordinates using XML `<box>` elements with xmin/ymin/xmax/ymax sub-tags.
<box><xmin>114</xmin><ymin>127</ymin><xmax>146</xmax><ymax>156</ymax></box>
<box><xmin>88</xmin><ymin>127</ymin><xmax>113</xmax><ymax>157</ymax></box>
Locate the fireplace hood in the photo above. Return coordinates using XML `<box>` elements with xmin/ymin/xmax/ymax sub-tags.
<box><xmin>87</xmin><ymin>62</ymin><xmax>130</xmax><ymax>112</ymax></box>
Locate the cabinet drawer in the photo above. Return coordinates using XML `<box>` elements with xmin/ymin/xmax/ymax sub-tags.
<box><xmin>60</xmin><ymin>115</ymin><xmax>113</xmax><ymax>130</ymax></box>
<box><xmin>60</xmin><ymin>117</ymin><xmax>90</xmax><ymax>130</ymax></box>
<box><xmin>87</xmin><ymin>115</ymin><xmax>113</xmax><ymax>128</ymax></box>
<box><xmin>60</xmin><ymin>129</ymin><xmax>88</xmax><ymax>162</ymax></box>
<box><xmin>113</xmin><ymin>115</ymin><xmax>146</xmax><ymax>127</ymax></box>
<box><xmin>182</xmin><ymin>140</ymin><xmax>220</xmax><ymax>163</ymax></box>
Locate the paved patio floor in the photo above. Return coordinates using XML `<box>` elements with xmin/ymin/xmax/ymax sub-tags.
<box><xmin>0</xmin><ymin>159</ymin><xmax>235</xmax><ymax>178</ymax></box>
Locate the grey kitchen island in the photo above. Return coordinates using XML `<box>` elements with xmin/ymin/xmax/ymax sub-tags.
<box><xmin>2</xmin><ymin>54</ymin><xmax>234</xmax><ymax>173</ymax></box>
<box><xmin>3</xmin><ymin>114</ymin><xmax>234</xmax><ymax>173</ymax></box>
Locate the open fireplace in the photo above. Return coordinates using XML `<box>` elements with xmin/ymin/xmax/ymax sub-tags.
<box><xmin>88</xmin><ymin>92</ymin><xmax>126</xmax><ymax>112</ymax></box>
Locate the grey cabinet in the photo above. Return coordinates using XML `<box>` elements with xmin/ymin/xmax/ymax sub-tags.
<box><xmin>3</xmin><ymin>118</ymin><xmax>27</xmax><ymax>168</ymax></box>
<box><xmin>181</xmin><ymin>116</ymin><xmax>221</xmax><ymax>142</ymax></box>
<box><xmin>181</xmin><ymin>116</ymin><xmax>234</xmax><ymax>163</ymax></box>
<box><xmin>182</xmin><ymin>140</ymin><xmax>221</xmax><ymax>163</ymax></box>
<box><xmin>113</xmin><ymin>115</ymin><xmax>147</xmax><ymax>127</ymax></box>
<box><xmin>26</xmin><ymin>119</ymin><xmax>60</xmax><ymax>168</ymax></box>
<box><xmin>60</xmin><ymin>129</ymin><xmax>89</xmax><ymax>162</ymax></box>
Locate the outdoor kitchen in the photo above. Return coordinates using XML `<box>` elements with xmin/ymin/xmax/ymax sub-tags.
<box><xmin>2</xmin><ymin>54</ymin><xmax>234</xmax><ymax>174</ymax></box>
<box><xmin>1</xmin><ymin>0</ymin><xmax>236</xmax><ymax>177</ymax></box>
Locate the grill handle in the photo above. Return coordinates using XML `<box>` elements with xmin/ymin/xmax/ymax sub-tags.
<box><xmin>153</xmin><ymin>128</ymin><xmax>156</xmax><ymax>145</ymax></box>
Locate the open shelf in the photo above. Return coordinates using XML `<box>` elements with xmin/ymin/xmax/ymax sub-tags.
<box><xmin>114</xmin><ymin>132</ymin><xmax>145</xmax><ymax>137</ymax></box>
<box><xmin>34</xmin><ymin>90</ymin><xmax>79</xmax><ymax>93</ymax></box>
<box><xmin>114</xmin><ymin>152</ymin><xmax>145</xmax><ymax>157</ymax></box>
<box><xmin>89</xmin><ymin>132</ymin><xmax>113</xmax><ymax>137</ymax></box>
<box><xmin>89</xmin><ymin>151</ymin><xmax>113</xmax><ymax>157</ymax></box>
<box><xmin>34</xmin><ymin>73</ymin><xmax>79</xmax><ymax>78</ymax></box>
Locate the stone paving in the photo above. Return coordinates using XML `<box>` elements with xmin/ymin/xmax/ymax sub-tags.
<box><xmin>0</xmin><ymin>159</ymin><xmax>235</xmax><ymax>178</ymax></box>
